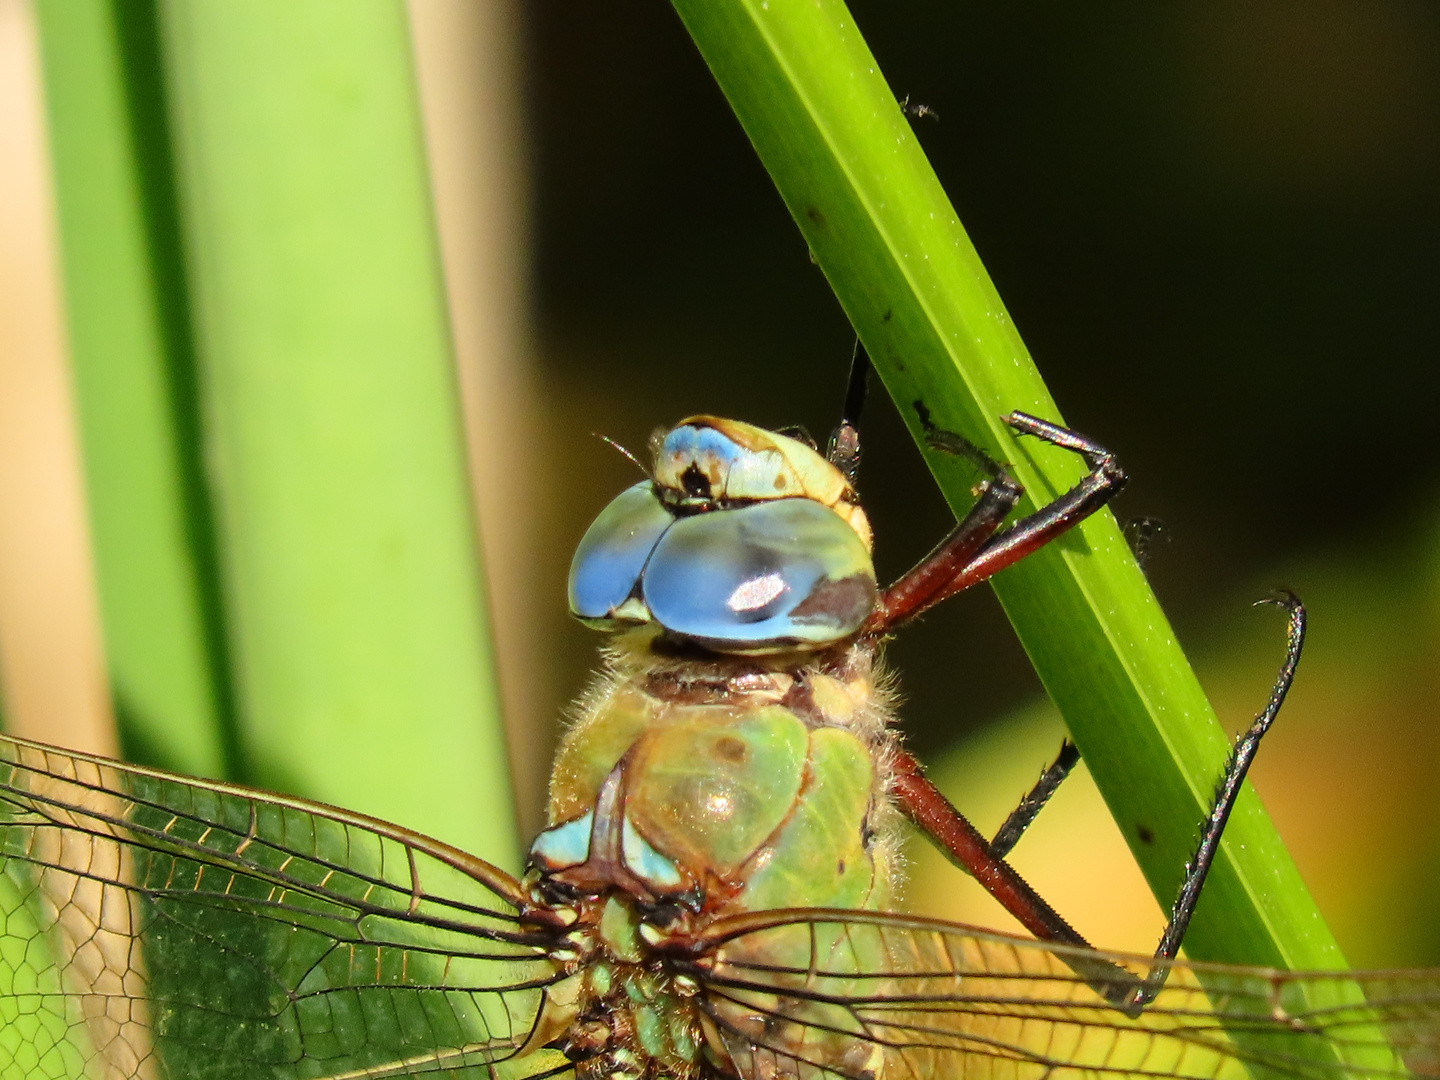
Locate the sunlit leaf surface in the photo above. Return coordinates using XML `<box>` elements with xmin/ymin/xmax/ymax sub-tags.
<box><xmin>3</xmin><ymin>734</ymin><xmax>1439</xmax><ymax>1079</ymax></box>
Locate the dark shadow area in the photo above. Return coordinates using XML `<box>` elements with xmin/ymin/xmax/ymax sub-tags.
<box><xmin>111</xmin><ymin>0</ymin><xmax>246</xmax><ymax>782</ymax></box>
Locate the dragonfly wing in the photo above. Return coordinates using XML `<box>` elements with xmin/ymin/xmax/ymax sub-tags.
<box><xmin>0</xmin><ymin>734</ymin><xmax>573</xmax><ymax>1080</ymax></box>
<box><xmin>685</xmin><ymin>909</ymin><xmax>1439</xmax><ymax>1080</ymax></box>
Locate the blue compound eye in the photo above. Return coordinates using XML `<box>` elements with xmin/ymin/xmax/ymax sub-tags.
<box><xmin>568</xmin><ymin>482</ymin><xmax>675</xmax><ymax>626</ymax></box>
<box><xmin>641</xmin><ymin>499</ymin><xmax>877</xmax><ymax>652</ymax></box>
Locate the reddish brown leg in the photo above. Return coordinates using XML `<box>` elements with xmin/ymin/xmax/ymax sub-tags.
<box><xmin>892</xmin><ymin>750</ymin><xmax>1137</xmax><ymax>994</ymax></box>
<box><xmin>868</xmin><ymin>411</ymin><xmax>1127</xmax><ymax>632</ymax></box>
<box><xmin>875</xmin><ymin>410</ymin><xmax>1131</xmax><ymax>982</ymax></box>
<box><xmin>890</xmin><ymin>749</ymin><xmax>1087</xmax><ymax>947</ymax></box>
<box><xmin>865</xmin><ymin>468</ymin><xmax>1023</xmax><ymax>632</ymax></box>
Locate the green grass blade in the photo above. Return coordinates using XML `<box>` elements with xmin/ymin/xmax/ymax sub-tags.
<box><xmin>671</xmin><ymin>0</ymin><xmax>1344</xmax><ymax>980</ymax></box>
<box><xmin>150</xmin><ymin>0</ymin><xmax>516</xmax><ymax>870</ymax></box>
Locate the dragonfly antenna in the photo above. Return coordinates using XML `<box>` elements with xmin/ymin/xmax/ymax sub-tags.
<box><xmin>594</xmin><ymin>432</ymin><xmax>648</xmax><ymax>477</ymax></box>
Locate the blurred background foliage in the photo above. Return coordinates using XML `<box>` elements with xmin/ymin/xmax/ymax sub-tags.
<box><xmin>1</xmin><ymin>0</ymin><xmax>1438</xmax><ymax>978</ymax></box>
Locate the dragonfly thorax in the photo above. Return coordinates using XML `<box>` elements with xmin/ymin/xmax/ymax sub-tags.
<box><xmin>527</xmin><ymin>641</ymin><xmax>903</xmax><ymax>1078</ymax></box>
<box><xmin>529</xmin><ymin>646</ymin><xmax>901</xmax><ymax>916</ymax></box>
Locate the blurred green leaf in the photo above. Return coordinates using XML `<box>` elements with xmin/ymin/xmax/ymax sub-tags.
<box><xmin>154</xmin><ymin>0</ymin><xmax>515</xmax><ymax>869</ymax></box>
<box><xmin>38</xmin><ymin>0</ymin><xmax>516</xmax><ymax>871</ymax></box>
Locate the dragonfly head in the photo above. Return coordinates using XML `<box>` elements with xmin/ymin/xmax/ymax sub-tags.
<box><xmin>569</xmin><ymin>418</ymin><xmax>877</xmax><ymax>655</ymax></box>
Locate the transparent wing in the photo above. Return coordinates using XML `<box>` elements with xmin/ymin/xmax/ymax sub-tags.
<box><xmin>685</xmin><ymin>909</ymin><xmax>1440</xmax><ymax>1080</ymax></box>
<box><xmin>0</xmin><ymin>734</ymin><xmax>575</xmax><ymax>1080</ymax></box>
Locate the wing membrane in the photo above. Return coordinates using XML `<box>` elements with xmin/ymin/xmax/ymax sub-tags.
<box><xmin>10</xmin><ymin>736</ymin><xmax>1439</xmax><ymax>1080</ymax></box>
<box><xmin>688</xmin><ymin>909</ymin><xmax>1439</xmax><ymax>1080</ymax></box>
<box><xmin>0</xmin><ymin>735</ymin><xmax>572</xmax><ymax>1080</ymax></box>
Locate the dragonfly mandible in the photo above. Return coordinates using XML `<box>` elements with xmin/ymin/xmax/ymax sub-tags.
<box><xmin>2</xmin><ymin>356</ymin><xmax>1438</xmax><ymax>1079</ymax></box>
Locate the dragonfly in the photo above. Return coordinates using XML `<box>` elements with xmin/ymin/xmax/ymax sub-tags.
<box><xmin>2</xmin><ymin>356</ymin><xmax>1438</xmax><ymax>1080</ymax></box>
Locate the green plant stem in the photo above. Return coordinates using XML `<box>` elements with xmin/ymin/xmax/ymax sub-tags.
<box><xmin>671</xmin><ymin>0</ymin><xmax>1342</xmax><ymax>980</ymax></box>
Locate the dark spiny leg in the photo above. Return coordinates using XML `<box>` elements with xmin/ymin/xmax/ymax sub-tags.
<box><xmin>899</xmin><ymin>94</ymin><xmax>940</xmax><ymax>123</ymax></box>
<box><xmin>826</xmin><ymin>339</ymin><xmax>871</xmax><ymax>485</ymax></box>
<box><xmin>1127</xmin><ymin>593</ymin><xmax>1306</xmax><ymax>1008</ymax></box>
<box><xmin>871</xmin><ymin>411</ymin><xmax>1126</xmax><ymax>630</ymax></box>
<box><xmin>990</xmin><ymin>740</ymin><xmax>1081</xmax><ymax>858</ymax></box>
<box><xmin>840</xmin><ymin>338</ymin><xmax>870</xmax><ymax>431</ymax></box>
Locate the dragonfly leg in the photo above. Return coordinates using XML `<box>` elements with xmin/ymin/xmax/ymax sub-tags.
<box><xmin>891</xmin><ymin>748</ymin><xmax>1143</xmax><ymax>996</ymax></box>
<box><xmin>989</xmin><ymin>739</ymin><xmax>1081</xmax><ymax>858</ymax></box>
<box><xmin>1128</xmin><ymin>593</ymin><xmax>1307</xmax><ymax>1008</ymax></box>
<box><xmin>825</xmin><ymin>339</ymin><xmax>871</xmax><ymax>486</ymax></box>
<box><xmin>866</xmin><ymin>425</ymin><xmax>1024</xmax><ymax>631</ymax></box>
<box><xmin>892</xmin><ymin>748</ymin><xmax>1090</xmax><ymax>947</ymax></box>
<box><xmin>868</xmin><ymin>411</ymin><xmax>1127</xmax><ymax>631</ymax></box>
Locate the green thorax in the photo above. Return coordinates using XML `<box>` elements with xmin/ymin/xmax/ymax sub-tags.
<box><xmin>529</xmin><ymin>647</ymin><xmax>898</xmax><ymax>918</ymax></box>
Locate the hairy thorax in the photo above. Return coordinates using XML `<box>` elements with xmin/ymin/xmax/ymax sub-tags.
<box><xmin>525</xmin><ymin>631</ymin><xmax>904</xmax><ymax>1078</ymax></box>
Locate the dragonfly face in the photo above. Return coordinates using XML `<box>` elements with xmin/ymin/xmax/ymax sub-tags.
<box><xmin>0</xmin><ymin>414</ymin><xmax>1436</xmax><ymax>1080</ymax></box>
<box><xmin>568</xmin><ymin>417</ymin><xmax>877</xmax><ymax>652</ymax></box>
